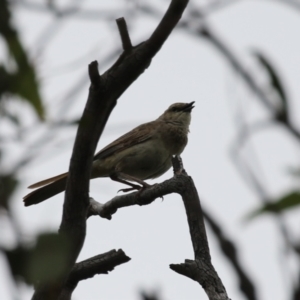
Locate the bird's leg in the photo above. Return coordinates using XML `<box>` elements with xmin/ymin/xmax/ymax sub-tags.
<box><xmin>110</xmin><ymin>172</ymin><xmax>151</xmax><ymax>193</ymax></box>
<box><xmin>119</xmin><ymin>172</ymin><xmax>152</xmax><ymax>194</ymax></box>
<box><xmin>119</xmin><ymin>172</ymin><xmax>151</xmax><ymax>188</ymax></box>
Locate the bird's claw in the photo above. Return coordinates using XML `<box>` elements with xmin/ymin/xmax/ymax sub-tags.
<box><xmin>118</xmin><ymin>188</ymin><xmax>134</xmax><ymax>193</ymax></box>
<box><xmin>118</xmin><ymin>185</ymin><xmax>141</xmax><ymax>193</ymax></box>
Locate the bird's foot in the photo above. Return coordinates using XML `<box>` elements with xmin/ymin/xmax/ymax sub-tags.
<box><xmin>135</xmin><ymin>182</ymin><xmax>155</xmax><ymax>198</ymax></box>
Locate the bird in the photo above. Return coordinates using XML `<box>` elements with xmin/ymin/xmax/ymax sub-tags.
<box><xmin>23</xmin><ymin>102</ymin><xmax>194</xmax><ymax>206</ymax></box>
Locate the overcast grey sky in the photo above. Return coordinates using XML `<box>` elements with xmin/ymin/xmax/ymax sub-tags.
<box><xmin>1</xmin><ymin>1</ymin><xmax>300</xmax><ymax>299</ymax></box>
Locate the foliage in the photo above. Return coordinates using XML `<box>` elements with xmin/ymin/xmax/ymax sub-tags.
<box><xmin>0</xmin><ymin>0</ymin><xmax>44</xmax><ymax>119</ymax></box>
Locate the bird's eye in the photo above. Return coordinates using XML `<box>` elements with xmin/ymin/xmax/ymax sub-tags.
<box><xmin>171</xmin><ymin>107</ymin><xmax>178</xmax><ymax>112</ymax></box>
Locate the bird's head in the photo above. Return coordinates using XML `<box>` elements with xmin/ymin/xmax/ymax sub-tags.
<box><xmin>158</xmin><ymin>102</ymin><xmax>195</xmax><ymax>127</ymax></box>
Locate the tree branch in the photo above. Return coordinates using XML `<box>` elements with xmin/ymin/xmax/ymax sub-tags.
<box><xmin>31</xmin><ymin>1</ymin><xmax>190</xmax><ymax>299</ymax></box>
<box><xmin>87</xmin><ymin>174</ymin><xmax>184</xmax><ymax>220</ymax></box>
<box><xmin>170</xmin><ymin>157</ymin><xmax>230</xmax><ymax>300</ymax></box>
<box><xmin>88</xmin><ymin>157</ymin><xmax>230</xmax><ymax>300</ymax></box>
<box><xmin>116</xmin><ymin>18</ymin><xmax>132</xmax><ymax>51</ymax></box>
<box><xmin>58</xmin><ymin>249</ymin><xmax>131</xmax><ymax>300</ymax></box>
<box><xmin>203</xmin><ymin>209</ymin><xmax>257</xmax><ymax>300</ymax></box>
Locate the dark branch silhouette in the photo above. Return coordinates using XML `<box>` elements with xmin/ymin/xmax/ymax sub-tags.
<box><xmin>32</xmin><ymin>1</ymin><xmax>191</xmax><ymax>299</ymax></box>
<box><xmin>88</xmin><ymin>156</ymin><xmax>230</xmax><ymax>300</ymax></box>
<box><xmin>116</xmin><ymin>18</ymin><xmax>132</xmax><ymax>51</ymax></box>
<box><xmin>203</xmin><ymin>209</ymin><xmax>257</xmax><ymax>300</ymax></box>
<box><xmin>59</xmin><ymin>249</ymin><xmax>130</xmax><ymax>300</ymax></box>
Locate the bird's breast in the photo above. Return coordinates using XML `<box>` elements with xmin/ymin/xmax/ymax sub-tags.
<box><xmin>159</xmin><ymin>123</ymin><xmax>188</xmax><ymax>155</ymax></box>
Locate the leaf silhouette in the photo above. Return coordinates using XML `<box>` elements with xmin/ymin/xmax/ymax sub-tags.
<box><xmin>246</xmin><ymin>191</ymin><xmax>300</xmax><ymax>221</ymax></box>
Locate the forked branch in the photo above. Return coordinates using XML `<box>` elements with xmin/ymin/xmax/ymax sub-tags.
<box><xmin>32</xmin><ymin>1</ymin><xmax>190</xmax><ymax>299</ymax></box>
<box><xmin>88</xmin><ymin>156</ymin><xmax>230</xmax><ymax>300</ymax></box>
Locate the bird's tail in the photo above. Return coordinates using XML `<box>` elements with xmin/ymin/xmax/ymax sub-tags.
<box><xmin>23</xmin><ymin>172</ymin><xmax>68</xmax><ymax>206</ymax></box>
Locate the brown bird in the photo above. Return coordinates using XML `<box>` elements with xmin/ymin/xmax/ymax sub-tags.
<box><xmin>23</xmin><ymin>102</ymin><xmax>194</xmax><ymax>206</ymax></box>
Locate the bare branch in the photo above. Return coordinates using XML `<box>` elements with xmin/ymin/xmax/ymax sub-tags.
<box><xmin>148</xmin><ymin>0</ymin><xmax>188</xmax><ymax>53</ymax></box>
<box><xmin>87</xmin><ymin>176</ymin><xmax>183</xmax><ymax>220</ymax></box>
<box><xmin>203</xmin><ymin>209</ymin><xmax>257</xmax><ymax>300</ymax></box>
<box><xmin>31</xmin><ymin>1</ymin><xmax>190</xmax><ymax>299</ymax></box>
<box><xmin>170</xmin><ymin>157</ymin><xmax>230</xmax><ymax>300</ymax></box>
<box><xmin>59</xmin><ymin>250</ymin><xmax>131</xmax><ymax>300</ymax></box>
<box><xmin>88</xmin><ymin>156</ymin><xmax>230</xmax><ymax>299</ymax></box>
<box><xmin>88</xmin><ymin>61</ymin><xmax>101</xmax><ymax>87</ymax></box>
<box><xmin>70</xmin><ymin>249</ymin><xmax>130</xmax><ymax>282</ymax></box>
<box><xmin>116</xmin><ymin>18</ymin><xmax>132</xmax><ymax>51</ymax></box>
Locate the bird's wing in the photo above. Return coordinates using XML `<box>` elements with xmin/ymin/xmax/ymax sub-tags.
<box><xmin>93</xmin><ymin>121</ymin><xmax>157</xmax><ymax>161</ymax></box>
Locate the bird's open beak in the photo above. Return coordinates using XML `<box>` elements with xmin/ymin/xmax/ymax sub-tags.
<box><xmin>182</xmin><ymin>101</ymin><xmax>195</xmax><ymax>112</ymax></box>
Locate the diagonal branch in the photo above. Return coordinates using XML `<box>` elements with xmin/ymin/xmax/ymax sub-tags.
<box><xmin>59</xmin><ymin>249</ymin><xmax>131</xmax><ymax>300</ymax></box>
<box><xmin>203</xmin><ymin>209</ymin><xmax>257</xmax><ymax>300</ymax></box>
